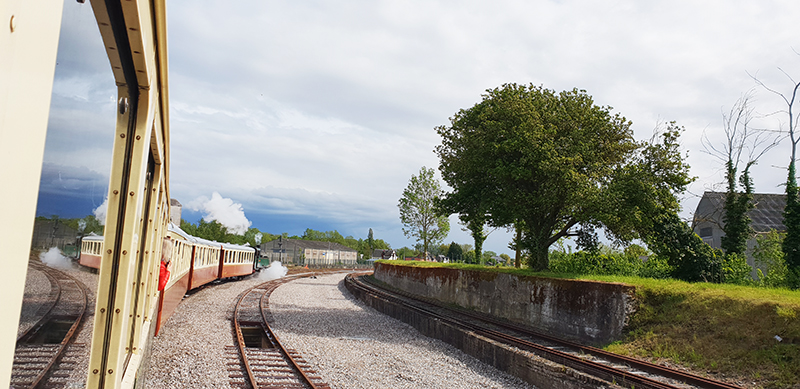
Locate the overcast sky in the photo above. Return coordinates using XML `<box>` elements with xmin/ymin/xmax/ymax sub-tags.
<box><xmin>39</xmin><ymin>0</ymin><xmax>800</xmax><ymax>255</ymax></box>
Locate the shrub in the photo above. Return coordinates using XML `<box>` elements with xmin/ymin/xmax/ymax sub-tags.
<box><xmin>549</xmin><ymin>251</ymin><xmax>643</xmax><ymax>277</ymax></box>
<box><xmin>646</xmin><ymin>213</ymin><xmax>724</xmax><ymax>283</ymax></box>
<box><xmin>721</xmin><ymin>252</ymin><xmax>753</xmax><ymax>285</ymax></box>
<box><xmin>754</xmin><ymin>230</ymin><xmax>788</xmax><ymax>288</ymax></box>
<box><xmin>639</xmin><ymin>255</ymin><xmax>673</xmax><ymax>279</ymax></box>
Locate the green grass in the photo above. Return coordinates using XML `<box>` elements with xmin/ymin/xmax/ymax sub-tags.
<box><xmin>379</xmin><ymin>260</ymin><xmax>800</xmax><ymax>388</ymax></box>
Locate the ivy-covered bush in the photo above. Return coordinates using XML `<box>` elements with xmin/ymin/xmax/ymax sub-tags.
<box><xmin>721</xmin><ymin>253</ymin><xmax>754</xmax><ymax>285</ymax></box>
<box><xmin>754</xmin><ymin>230</ymin><xmax>788</xmax><ymax>288</ymax></box>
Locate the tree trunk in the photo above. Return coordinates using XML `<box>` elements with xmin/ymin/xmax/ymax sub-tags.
<box><xmin>529</xmin><ymin>243</ymin><xmax>549</xmax><ymax>271</ymax></box>
<box><xmin>514</xmin><ymin>224</ymin><xmax>522</xmax><ymax>268</ymax></box>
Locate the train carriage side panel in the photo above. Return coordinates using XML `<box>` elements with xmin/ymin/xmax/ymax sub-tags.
<box><xmin>79</xmin><ymin>235</ymin><xmax>105</xmax><ymax>269</ymax></box>
<box><xmin>220</xmin><ymin>243</ymin><xmax>256</xmax><ymax>279</ymax></box>
<box><xmin>188</xmin><ymin>238</ymin><xmax>221</xmax><ymax>289</ymax></box>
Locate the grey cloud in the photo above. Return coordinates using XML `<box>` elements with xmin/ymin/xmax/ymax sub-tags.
<box><xmin>38</xmin><ymin>163</ymin><xmax>108</xmax><ymax>199</ymax></box>
<box><xmin>46</xmin><ymin>0</ymin><xmax>800</xmax><ymax>254</ymax></box>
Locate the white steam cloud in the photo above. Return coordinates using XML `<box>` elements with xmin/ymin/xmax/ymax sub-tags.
<box><xmin>93</xmin><ymin>197</ymin><xmax>108</xmax><ymax>226</ymax></box>
<box><xmin>188</xmin><ymin>192</ymin><xmax>252</xmax><ymax>235</ymax></box>
<box><xmin>40</xmin><ymin>247</ymin><xmax>72</xmax><ymax>269</ymax></box>
<box><xmin>259</xmin><ymin>261</ymin><xmax>288</xmax><ymax>280</ymax></box>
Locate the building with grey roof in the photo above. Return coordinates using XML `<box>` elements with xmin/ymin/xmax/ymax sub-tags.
<box><xmin>170</xmin><ymin>198</ymin><xmax>182</xmax><ymax>224</ymax></box>
<box><xmin>692</xmin><ymin>191</ymin><xmax>786</xmax><ymax>278</ymax></box>
<box><xmin>259</xmin><ymin>237</ymin><xmax>358</xmax><ymax>266</ymax></box>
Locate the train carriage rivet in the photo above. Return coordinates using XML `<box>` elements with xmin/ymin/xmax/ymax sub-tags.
<box><xmin>120</xmin><ymin>133</ymin><xmax>125</xmax><ymax>138</ymax></box>
<box><xmin>116</xmin><ymin>308</ymin><xmax>120</xmax><ymax>313</ymax></box>
<box><xmin>107</xmin><ymin>249</ymin><xmax>112</xmax><ymax>254</ymax></box>
<box><xmin>130</xmin><ymin>191</ymin><xmax>134</xmax><ymax>196</ymax></box>
<box><xmin>100</xmin><ymin>308</ymin><xmax>105</xmax><ymax>313</ymax></box>
<box><xmin>93</xmin><ymin>369</ymin><xmax>98</xmax><ymax>374</ymax></box>
<box><xmin>122</xmin><ymin>250</ymin><xmax>127</xmax><ymax>255</ymax></box>
<box><xmin>108</xmin><ymin>369</ymin><xmax>113</xmax><ymax>374</ymax></box>
<box><xmin>136</xmin><ymin>135</ymin><xmax>141</xmax><ymax>140</ymax></box>
<box><xmin>113</xmin><ymin>190</ymin><xmax>119</xmax><ymax>195</ymax></box>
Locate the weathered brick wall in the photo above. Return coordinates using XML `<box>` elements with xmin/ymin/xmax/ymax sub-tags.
<box><xmin>374</xmin><ymin>262</ymin><xmax>635</xmax><ymax>345</ymax></box>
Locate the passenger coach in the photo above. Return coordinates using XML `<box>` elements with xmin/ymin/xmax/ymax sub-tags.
<box><xmin>78</xmin><ymin>223</ymin><xmax>257</xmax><ymax>335</ymax></box>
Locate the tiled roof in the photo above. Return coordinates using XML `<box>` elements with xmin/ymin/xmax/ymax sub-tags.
<box><xmin>696</xmin><ymin>191</ymin><xmax>787</xmax><ymax>232</ymax></box>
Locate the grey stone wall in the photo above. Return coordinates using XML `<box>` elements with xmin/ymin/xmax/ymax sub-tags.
<box><xmin>374</xmin><ymin>262</ymin><xmax>636</xmax><ymax>345</ymax></box>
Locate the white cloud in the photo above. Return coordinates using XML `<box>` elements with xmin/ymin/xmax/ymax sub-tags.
<box><xmin>187</xmin><ymin>192</ymin><xmax>252</xmax><ymax>235</ymax></box>
<box><xmin>93</xmin><ymin>197</ymin><xmax>108</xmax><ymax>226</ymax></box>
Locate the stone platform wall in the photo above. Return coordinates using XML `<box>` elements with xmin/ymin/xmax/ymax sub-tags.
<box><xmin>373</xmin><ymin>262</ymin><xmax>636</xmax><ymax>345</ymax></box>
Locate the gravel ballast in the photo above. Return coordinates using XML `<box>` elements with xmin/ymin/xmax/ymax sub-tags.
<box><xmin>24</xmin><ymin>265</ymin><xmax>536</xmax><ymax>388</ymax></box>
<box><xmin>269</xmin><ymin>273</ymin><xmax>535</xmax><ymax>389</ymax></box>
<box><xmin>145</xmin><ymin>273</ymin><xmax>272</xmax><ymax>388</ymax></box>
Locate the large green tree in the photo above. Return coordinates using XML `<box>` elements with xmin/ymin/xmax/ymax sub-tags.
<box><xmin>436</xmin><ymin>84</ymin><xmax>692</xmax><ymax>270</ymax></box>
<box><xmin>398</xmin><ymin>166</ymin><xmax>450</xmax><ymax>257</ymax></box>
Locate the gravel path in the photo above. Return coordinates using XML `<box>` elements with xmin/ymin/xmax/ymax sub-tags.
<box><xmin>269</xmin><ymin>273</ymin><xmax>535</xmax><ymax>389</ymax></box>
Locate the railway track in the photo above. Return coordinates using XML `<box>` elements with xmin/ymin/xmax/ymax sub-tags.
<box><xmin>231</xmin><ymin>273</ymin><xmax>332</xmax><ymax>389</ymax></box>
<box><xmin>11</xmin><ymin>260</ymin><xmax>88</xmax><ymax>389</ymax></box>
<box><xmin>346</xmin><ymin>273</ymin><xmax>742</xmax><ymax>389</ymax></box>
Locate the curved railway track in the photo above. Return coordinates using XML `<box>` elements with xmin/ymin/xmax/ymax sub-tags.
<box><xmin>231</xmin><ymin>273</ymin><xmax>332</xmax><ymax>389</ymax></box>
<box><xmin>11</xmin><ymin>260</ymin><xmax>88</xmax><ymax>389</ymax></box>
<box><xmin>346</xmin><ymin>273</ymin><xmax>742</xmax><ymax>389</ymax></box>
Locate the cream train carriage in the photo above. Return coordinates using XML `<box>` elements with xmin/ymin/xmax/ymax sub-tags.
<box><xmin>0</xmin><ymin>0</ymin><xmax>233</xmax><ymax>386</ymax></box>
<box><xmin>79</xmin><ymin>224</ymin><xmax>257</xmax><ymax>335</ymax></box>
<box><xmin>2</xmin><ymin>0</ymin><xmax>181</xmax><ymax>387</ymax></box>
<box><xmin>79</xmin><ymin>234</ymin><xmax>105</xmax><ymax>269</ymax></box>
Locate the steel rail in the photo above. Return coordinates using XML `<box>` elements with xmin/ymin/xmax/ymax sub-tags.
<box><xmin>259</xmin><ymin>279</ymin><xmax>320</xmax><ymax>389</ymax></box>
<box><xmin>347</xmin><ymin>274</ymin><xmax>740</xmax><ymax>389</ymax></box>
<box><xmin>17</xmin><ymin>260</ymin><xmax>62</xmax><ymax>343</ymax></box>
<box><xmin>14</xmin><ymin>262</ymin><xmax>88</xmax><ymax>389</ymax></box>
<box><xmin>233</xmin><ymin>287</ymin><xmax>260</xmax><ymax>389</ymax></box>
<box><xmin>233</xmin><ymin>271</ymin><xmax>327</xmax><ymax>389</ymax></box>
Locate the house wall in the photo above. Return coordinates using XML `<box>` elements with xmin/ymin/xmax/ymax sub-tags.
<box><xmin>693</xmin><ymin>194</ymin><xmax>769</xmax><ymax>279</ymax></box>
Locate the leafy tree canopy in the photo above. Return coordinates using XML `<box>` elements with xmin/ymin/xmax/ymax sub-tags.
<box><xmin>447</xmin><ymin>241</ymin><xmax>463</xmax><ymax>262</ymax></box>
<box><xmin>399</xmin><ymin>166</ymin><xmax>450</xmax><ymax>256</ymax></box>
<box><xmin>436</xmin><ymin>84</ymin><xmax>693</xmax><ymax>270</ymax></box>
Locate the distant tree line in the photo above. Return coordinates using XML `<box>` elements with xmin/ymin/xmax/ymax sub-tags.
<box><xmin>35</xmin><ymin>215</ymin><xmax>105</xmax><ymax>236</ymax></box>
<box><xmin>179</xmin><ymin>219</ymin><xmax>389</xmax><ymax>263</ymax></box>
